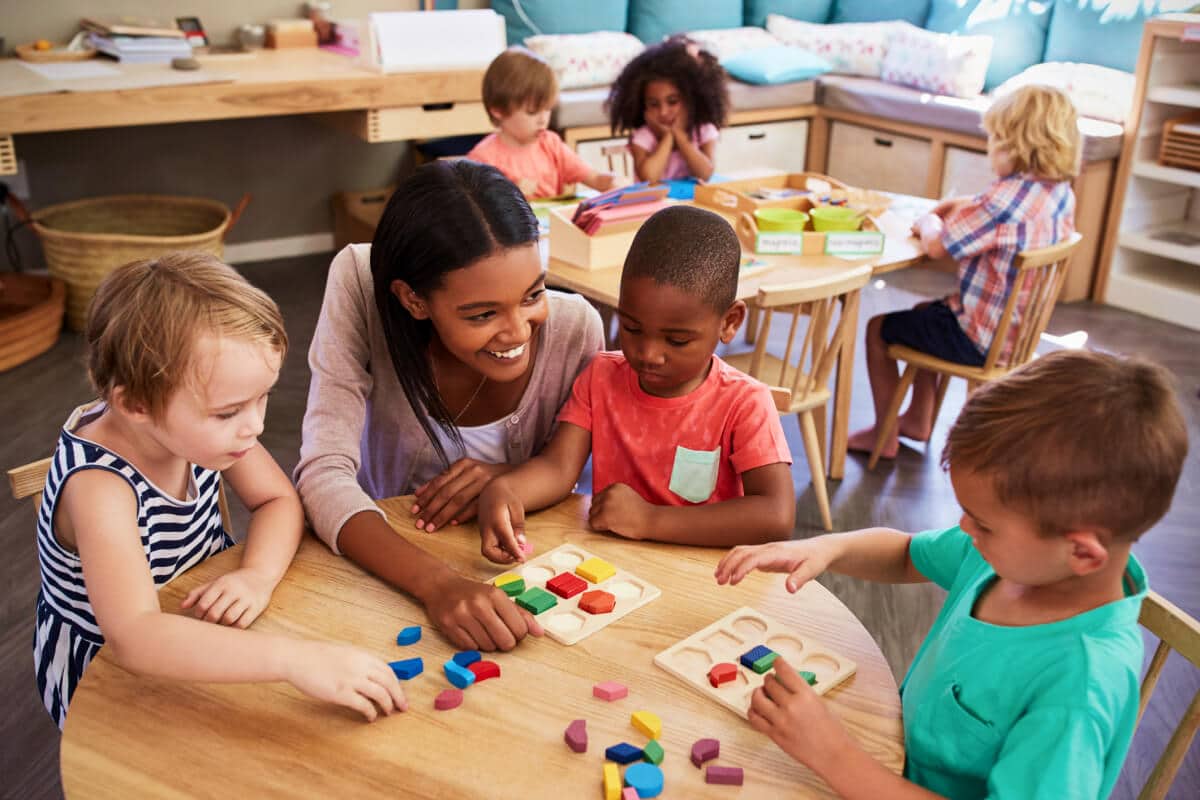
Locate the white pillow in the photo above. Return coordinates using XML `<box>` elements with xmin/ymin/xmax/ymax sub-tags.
<box><xmin>993</xmin><ymin>62</ymin><xmax>1136</xmax><ymax>124</ymax></box>
<box><xmin>687</xmin><ymin>26</ymin><xmax>781</xmax><ymax>62</ymax></box>
<box><xmin>524</xmin><ymin>31</ymin><xmax>645</xmax><ymax>90</ymax></box>
<box><xmin>881</xmin><ymin>23</ymin><xmax>993</xmax><ymax>99</ymax></box>
<box><xmin>765</xmin><ymin>14</ymin><xmax>894</xmax><ymax>78</ymax></box>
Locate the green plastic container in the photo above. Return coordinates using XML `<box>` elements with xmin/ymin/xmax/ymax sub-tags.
<box><xmin>810</xmin><ymin>205</ymin><xmax>864</xmax><ymax>232</ymax></box>
<box><xmin>754</xmin><ymin>207</ymin><xmax>809</xmax><ymax>232</ymax></box>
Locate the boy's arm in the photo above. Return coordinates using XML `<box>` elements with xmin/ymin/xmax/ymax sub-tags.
<box><xmin>716</xmin><ymin>528</ymin><xmax>927</xmax><ymax>590</ymax></box>
<box><xmin>581</xmin><ymin>170</ymin><xmax>620</xmax><ymax>192</ymax></box>
<box><xmin>914</xmin><ymin>213</ymin><xmax>949</xmax><ymax>259</ymax></box>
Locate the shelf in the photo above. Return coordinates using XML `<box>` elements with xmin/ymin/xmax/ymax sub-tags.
<box><xmin>1106</xmin><ymin>261</ymin><xmax>1200</xmax><ymax>332</ymax></box>
<box><xmin>1119</xmin><ymin>221</ymin><xmax>1200</xmax><ymax>266</ymax></box>
<box><xmin>1147</xmin><ymin>84</ymin><xmax>1200</xmax><ymax>107</ymax></box>
<box><xmin>1131</xmin><ymin>159</ymin><xmax>1200</xmax><ymax>188</ymax></box>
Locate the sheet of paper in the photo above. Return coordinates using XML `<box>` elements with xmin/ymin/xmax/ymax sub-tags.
<box><xmin>19</xmin><ymin>61</ymin><xmax>122</xmax><ymax>81</ymax></box>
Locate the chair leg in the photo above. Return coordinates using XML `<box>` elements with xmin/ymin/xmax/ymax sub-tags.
<box><xmin>810</xmin><ymin>404</ymin><xmax>828</xmax><ymax>473</ymax></box>
<box><xmin>745</xmin><ymin>305</ymin><xmax>760</xmax><ymax>345</ymax></box>
<box><xmin>799</xmin><ymin>410</ymin><xmax>833</xmax><ymax>531</ymax></box>
<box><xmin>931</xmin><ymin>374</ymin><xmax>952</xmax><ymax>431</ymax></box>
<box><xmin>966</xmin><ymin>378</ymin><xmax>982</xmax><ymax>395</ymax></box>
<box><xmin>868</xmin><ymin>363</ymin><xmax>917</xmax><ymax>470</ymax></box>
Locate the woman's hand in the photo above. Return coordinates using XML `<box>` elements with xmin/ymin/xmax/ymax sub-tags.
<box><xmin>423</xmin><ymin>572</ymin><xmax>544</xmax><ymax>651</ymax></box>
<box><xmin>180</xmin><ymin>567</ymin><xmax>278</xmax><ymax>628</ymax></box>
<box><xmin>413</xmin><ymin>459</ymin><xmax>513</xmax><ymax>532</ymax></box>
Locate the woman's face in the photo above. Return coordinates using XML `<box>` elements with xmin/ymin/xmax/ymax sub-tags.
<box><xmin>400</xmin><ymin>243</ymin><xmax>548</xmax><ymax>383</ymax></box>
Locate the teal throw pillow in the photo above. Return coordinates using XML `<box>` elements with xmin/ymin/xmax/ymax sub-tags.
<box><xmin>723</xmin><ymin>45</ymin><xmax>832</xmax><ymax>84</ymax></box>
<box><xmin>925</xmin><ymin>0</ymin><xmax>1053</xmax><ymax>90</ymax></box>
<box><xmin>1043</xmin><ymin>0</ymin><xmax>1168</xmax><ymax>74</ymax></box>
<box><xmin>492</xmin><ymin>0</ymin><xmax>630</xmax><ymax>45</ymax></box>
<box><xmin>744</xmin><ymin>0</ymin><xmax>833</xmax><ymax>28</ymax></box>
<box><xmin>628</xmin><ymin>0</ymin><xmax>742</xmax><ymax>43</ymax></box>
<box><xmin>830</xmin><ymin>0</ymin><xmax>930</xmax><ymax>25</ymax></box>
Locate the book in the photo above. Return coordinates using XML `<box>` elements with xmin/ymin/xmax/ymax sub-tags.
<box><xmin>82</xmin><ymin>17</ymin><xmax>185</xmax><ymax>38</ymax></box>
<box><xmin>87</xmin><ymin>33</ymin><xmax>193</xmax><ymax>63</ymax></box>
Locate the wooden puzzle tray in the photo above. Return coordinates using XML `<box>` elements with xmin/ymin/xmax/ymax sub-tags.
<box><xmin>653</xmin><ymin>606</ymin><xmax>856</xmax><ymax>719</ymax></box>
<box><xmin>490</xmin><ymin>544</ymin><xmax>661</xmax><ymax>645</ymax></box>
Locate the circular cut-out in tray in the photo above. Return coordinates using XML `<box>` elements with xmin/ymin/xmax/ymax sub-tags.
<box><xmin>799</xmin><ymin>653</ymin><xmax>842</xmax><ymax>678</ymax></box>
<box><xmin>702</xmin><ymin>629</ymin><xmax>743</xmax><ymax>653</ymax></box>
<box><xmin>545</xmin><ymin>611</ymin><xmax>586</xmax><ymax>635</ymax></box>
<box><xmin>765</xmin><ymin>635</ymin><xmax>806</xmax><ymax>663</ymax></box>
<box><xmin>670</xmin><ymin>645</ymin><xmax>714</xmax><ymax>675</ymax></box>
<box><xmin>606</xmin><ymin>580</ymin><xmax>644</xmax><ymax>601</ymax></box>
<box><xmin>715</xmin><ymin>668</ymin><xmax>752</xmax><ymax>693</ymax></box>
<box><xmin>730</xmin><ymin>614</ymin><xmax>769</xmax><ymax>641</ymax></box>
<box><xmin>521</xmin><ymin>565</ymin><xmax>555</xmax><ymax>584</ymax></box>
<box><xmin>550</xmin><ymin>550</ymin><xmax>584</xmax><ymax>571</ymax></box>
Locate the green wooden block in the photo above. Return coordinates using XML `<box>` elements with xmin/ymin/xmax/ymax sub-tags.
<box><xmin>750</xmin><ymin>651</ymin><xmax>778</xmax><ymax>674</ymax></box>
<box><xmin>799</xmin><ymin>670</ymin><xmax>817</xmax><ymax>686</ymax></box>
<box><xmin>500</xmin><ymin>578</ymin><xmax>525</xmax><ymax>597</ymax></box>
<box><xmin>515</xmin><ymin>586</ymin><xmax>557</xmax><ymax>615</ymax></box>
<box><xmin>643</xmin><ymin>739</ymin><xmax>664</xmax><ymax>765</ymax></box>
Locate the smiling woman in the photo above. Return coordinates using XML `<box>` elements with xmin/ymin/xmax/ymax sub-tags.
<box><xmin>294</xmin><ymin>160</ymin><xmax>604</xmax><ymax>652</ymax></box>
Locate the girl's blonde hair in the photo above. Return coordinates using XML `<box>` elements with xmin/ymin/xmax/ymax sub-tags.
<box><xmin>86</xmin><ymin>252</ymin><xmax>288</xmax><ymax>420</ymax></box>
<box><xmin>983</xmin><ymin>85</ymin><xmax>1080</xmax><ymax>182</ymax></box>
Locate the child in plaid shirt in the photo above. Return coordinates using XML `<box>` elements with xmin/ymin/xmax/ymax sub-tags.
<box><xmin>849</xmin><ymin>86</ymin><xmax>1079</xmax><ymax>459</ymax></box>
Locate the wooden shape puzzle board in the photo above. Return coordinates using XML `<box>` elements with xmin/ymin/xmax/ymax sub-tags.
<box><xmin>653</xmin><ymin>606</ymin><xmax>856</xmax><ymax>719</ymax></box>
<box><xmin>491</xmin><ymin>544</ymin><xmax>661</xmax><ymax>645</ymax></box>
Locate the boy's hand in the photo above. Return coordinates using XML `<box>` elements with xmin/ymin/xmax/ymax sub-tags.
<box><xmin>749</xmin><ymin>655</ymin><xmax>846</xmax><ymax>769</ymax></box>
<box><xmin>423</xmin><ymin>573</ymin><xmax>543</xmax><ymax>651</ymax></box>
<box><xmin>588</xmin><ymin>483</ymin><xmax>654</xmax><ymax>539</ymax></box>
<box><xmin>478</xmin><ymin>481</ymin><xmax>529</xmax><ymax>564</ymax></box>
<box><xmin>181</xmin><ymin>567</ymin><xmax>277</xmax><ymax>628</ymax></box>
<box><xmin>714</xmin><ymin>538</ymin><xmax>837</xmax><ymax>592</ymax></box>
<box><xmin>413</xmin><ymin>458</ymin><xmax>513</xmax><ymax>533</ymax></box>
<box><xmin>930</xmin><ymin>197</ymin><xmax>960</xmax><ymax>218</ymax></box>
<box><xmin>285</xmin><ymin>640</ymin><xmax>407</xmax><ymax>722</ymax></box>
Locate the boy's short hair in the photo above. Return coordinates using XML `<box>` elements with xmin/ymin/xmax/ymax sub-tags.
<box><xmin>943</xmin><ymin>350</ymin><xmax>1188</xmax><ymax>542</ymax></box>
<box><xmin>481</xmin><ymin>47</ymin><xmax>558</xmax><ymax>124</ymax></box>
<box><xmin>622</xmin><ymin>205</ymin><xmax>740</xmax><ymax>313</ymax></box>
<box><xmin>86</xmin><ymin>252</ymin><xmax>288</xmax><ymax>421</ymax></box>
<box><xmin>984</xmin><ymin>84</ymin><xmax>1081</xmax><ymax>182</ymax></box>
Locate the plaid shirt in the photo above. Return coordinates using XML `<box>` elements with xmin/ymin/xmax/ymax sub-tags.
<box><xmin>942</xmin><ymin>174</ymin><xmax>1075</xmax><ymax>363</ymax></box>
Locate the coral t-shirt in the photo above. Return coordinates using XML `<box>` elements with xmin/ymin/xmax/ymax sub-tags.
<box><xmin>466</xmin><ymin>130</ymin><xmax>593</xmax><ymax>198</ymax></box>
<box><xmin>557</xmin><ymin>352</ymin><xmax>791</xmax><ymax>505</ymax></box>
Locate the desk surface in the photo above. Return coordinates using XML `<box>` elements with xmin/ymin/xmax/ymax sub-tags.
<box><xmin>61</xmin><ymin>495</ymin><xmax>903</xmax><ymax>799</ymax></box>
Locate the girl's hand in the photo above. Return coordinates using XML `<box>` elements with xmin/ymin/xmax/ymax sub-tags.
<box><xmin>714</xmin><ymin>538</ymin><xmax>837</xmax><ymax>592</ymax></box>
<box><xmin>670</xmin><ymin>106</ymin><xmax>691</xmax><ymax>140</ymax></box>
<box><xmin>478</xmin><ymin>481</ymin><xmax>529</xmax><ymax>564</ymax></box>
<box><xmin>646</xmin><ymin>117</ymin><xmax>672</xmax><ymax>140</ymax></box>
<box><xmin>748</xmin><ymin>655</ymin><xmax>847</xmax><ymax>769</ymax></box>
<box><xmin>285</xmin><ymin>640</ymin><xmax>407</xmax><ymax>722</ymax></box>
<box><xmin>413</xmin><ymin>459</ymin><xmax>513</xmax><ymax>533</ymax></box>
<box><xmin>424</xmin><ymin>572</ymin><xmax>543</xmax><ymax>651</ymax></box>
<box><xmin>588</xmin><ymin>483</ymin><xmax>654</xmax><ymax>539</ymax></box>
<box><xmin>180</xmin><ymin>567</ymin><xmax>278</xmax><ymax>628</ymax></box>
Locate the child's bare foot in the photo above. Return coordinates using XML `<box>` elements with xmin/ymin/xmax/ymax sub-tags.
<box><xmin>897</xmin><ymin>413</ymin><xmax>933</xmax><ymax>443</ymax></box>
<box><xmin>847</xmin><ymin>427</ymin><xmax>898</xmax><ymax>459</ymax></box>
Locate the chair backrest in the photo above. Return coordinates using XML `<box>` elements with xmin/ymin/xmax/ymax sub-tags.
<box><xmin>982</xmin><ymin>232</ymin><xmax>1083</xmax><ymax>372</ymax></box>
<box><xmin>600</xmin><ymin>142</ymin><xmax>634</xmax><ymax>178</ymax></box>
<box><xmin>744</xmin><ymin>266</ymin><xmax>873</xmax><ymax>410</ymax></box>
<box><xmin>1135</xmin><ymin>590</ymin><xmax>1200</xmax><ymax>800</ymax></box>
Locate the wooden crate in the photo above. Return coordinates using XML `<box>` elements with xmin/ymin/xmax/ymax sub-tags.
<box><xmin>0</xmin><ymin>135</ymin><xmax>15</xmax><ymax>176</ymax></box>
<box><xmin>1160</xmin><ymin>112</ymin><xmax>1200</xmax><ymax>171</ymax></box>
<box><xmin>694</xmin><ymin>172</ymin><xmax>850</xmax><ymax>218</ymax></box>
<box><xmin>548</xmin><ymin>204</ymin><xmax>646</xmax><ymax>270</ymax></box>
<box><xmin>323</xmin><ymin>102</ymin><xmax>491</xmax><ymax>143</ymax></box>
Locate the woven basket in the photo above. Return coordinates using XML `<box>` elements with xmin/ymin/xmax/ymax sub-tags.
<box><xmin>31</xmin><ymin>195</ymin><xmax>236</xmax><ymax>331</ymax></box>
<box><xmin>0</xmin><ymin>273</ymin><xmax>66</xmax><ymax>372</ymax></box>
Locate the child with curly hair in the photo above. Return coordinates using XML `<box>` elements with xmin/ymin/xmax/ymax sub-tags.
<box><xmin>606</xmin><ymin>36</ymin><xmax>730</xmax><ymax>183</ymax></box>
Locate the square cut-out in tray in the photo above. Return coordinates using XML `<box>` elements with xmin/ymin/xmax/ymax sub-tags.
<box><xmin>653</xmin><ymin>606</ymin><xmax>856</xmax><ymax>719</ymax></box>
<box><xmin>489</xmin><ymin>544</ymin><xmax>661</xmax><ymax>645</ymax></box>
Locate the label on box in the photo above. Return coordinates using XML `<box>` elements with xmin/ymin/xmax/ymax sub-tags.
<box><xmin>755</xmin><ymin>233</ymin><xmax>805</xmax><ymax>254</ymax></box>
<box><xmin>824</xmin><ymin>232</ymin><xmax>884</xmax><ymax>256</ymax></box>
<box><xmin>711</xmin><ymin>189</ymin><xmax>739</xmax><ymax>209</ymax></box>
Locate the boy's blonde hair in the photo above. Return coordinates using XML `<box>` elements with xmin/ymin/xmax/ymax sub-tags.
<box><xmin>86</xmin><ymin>252</ymin><xmax>288</xmax><ymax>421</ymax></box>
<box><xmin>481</xmin><ymin>46</ymin><xmax>558</xmax><ymax>124</ymax></box>
<box><xmin>943</xmin><ymin>350</ymin><xmax>1187</xmax><ymax>542</ymax></box>
<box><xmin>984</xmin><ymin>85</ymin><xmax>1080</xmax><ymax>181</ymax></box>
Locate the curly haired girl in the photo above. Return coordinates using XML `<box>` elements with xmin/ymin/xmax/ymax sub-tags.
<box><xmin>605</xmin><ymin>36</ymin><xmax>730</xmax><ymax>182</ymax></box>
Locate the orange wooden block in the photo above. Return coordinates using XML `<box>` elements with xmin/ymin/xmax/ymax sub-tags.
<box><xmin>579</xmin><ymin>589</ymin><xmax>616</xmax><ymax>614</ymax></box>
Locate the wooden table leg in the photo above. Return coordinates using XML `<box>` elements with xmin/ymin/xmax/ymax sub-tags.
<box><xmin>829</xmin><ymin>293</ymin><xmax>861</xmax><ymax>480</ymax></box>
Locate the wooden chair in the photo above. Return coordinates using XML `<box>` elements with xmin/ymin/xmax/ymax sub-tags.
<box><xmin>1135</xmin><ymin>590</ymin><xmax>1200</xmax><ymax>800</ymax></box>
<box><xmin>601</xmin><ymin>142</ymin><xmax>635</xmax><ymax>179</ymax></box>
<box><xmin>725</xmin><ymin>265</ymin><xmax>873</xmax><ymax>531</ymax></box>
<box><xmin>8</xmin><ymin>456</ymin><xmax>233</xmax><ymax>533</ymax></box>
<box><xmin>867</xmin><ymin>232</ymin><xmax>1083</xmax><ymax>470</ymax></box>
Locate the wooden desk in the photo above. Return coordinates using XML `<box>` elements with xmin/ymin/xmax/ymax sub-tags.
<box><xmin>61</xmin><ymin>495</ymin><xmax>904</xmax><ymax>799</ymax></box>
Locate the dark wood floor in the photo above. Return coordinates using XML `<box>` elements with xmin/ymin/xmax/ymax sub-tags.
<box><xmin>1</xmin><ymin>254</ymin><xmax>1195</xmax><ymax>799</ymax></box>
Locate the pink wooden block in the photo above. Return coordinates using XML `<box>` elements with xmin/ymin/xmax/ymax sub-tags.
<box><xmin>434</xmin><ymin>689</ymin><xmax>463</xmax><ymax>711</ymax></box>
<box><xmin>691</xmin><ymin>737</ymin><xmax>720</xmax><ymax>767</ymax></box>
<box><xmin>564</xmin><ymin>718</ymin><xmax>587</xmax><ymax>753</ymax></box>
<box><xmin>520</xmin><ymin>539</ymin><xmax>534</xmax><ymax>555</ymax></box>
<box><xmin>705</xmin><ymin>765</ymin><xmax>744</xmax><ymax>785</ymax></box>
<box><xmin>622</xmin><ymin>788</ymin><xmax>639</xmax><ymax>800</ymax></box>
<box><xmin>593</xmin><ymin>680</ymin><xmax>628</xmax><ymax>701</ymax></box>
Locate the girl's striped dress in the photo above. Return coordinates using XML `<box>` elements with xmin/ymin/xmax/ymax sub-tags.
<box><xmin>34</xmin><ymin>402</ymin><xmax>232</xmax><ymax>729</ymax></box>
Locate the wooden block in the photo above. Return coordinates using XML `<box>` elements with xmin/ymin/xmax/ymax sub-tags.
<box><xmin>799</xmin><ymin>670</ymin><xmax>817</xmax><ymax>685</ymax></box>
<box><xmin>467</xmin><ymin>660</ymin><xmax>500</xmax><ymax>682</ymax></box>
<box><xmin>705</xmin><ymin>765</ymin><xmax>744</xmax><ymax>785</ymax></box>
<box><xmin>576</xmin><ymin>556</ymin><xmax>617</xmax><ymax>583</ymax></box>
<box><xmin>750</xmin><ymin>651</ymin><xmax>778</xmax><ymax>674</ymax></box>
<box><xmin>434</xmin><ymin>689</ymin><xmax>463</xmax><ymax>711</ymax></box>
<box><xmin>642</xmin><ymin>739</ymin><xmax>664</xmax><ymax>765</ymax></box>
<box><xmin>564</xmin><ymin>718</ymin><xmax>587</xmax><ymax>753</ymax></box>
<box><xmin>740</xmin><ymin>644</ymin><xmax>774</xmax><ymax>672</ymax></box>
<box><xmin>443</xmin><ymin>660</ymin><xmax>476</xmax><ymax>689</ymax></box>
<box><xmin>604</xmin><ymin>763</ymin><xmax>622</xmax><ymax>800</ymax></box>
<box><xmin>605</xmin><ymin>742</ymin><xmax>643</xmax><ymax>764</ymax></box>
<box><xmin>520</xmin><ymin>539</ymin><xmax>535</xmax><ymax>556</ymax></box>
<box><xmin>494</xmin><ymin>572</ymin><xmax>522</xmax><ymax>587</ymax></box>
<box><xmin>690</xmin><ymin>738</ymin><xmax>719</xmax><ymax>767</ymax></box>
<box><xmin>631</xmin><ymin>710</ymin><xmax>662</xmax><ymax>740</ymax></box>
<box><xmin>594</xmin><ymin>680</ymin><xmax>628</xmax><ymax>701</ymax></box>
<box><xmin>388</xmin><ymin>657</ymin><xmax>423</xmax><ymax>680</ymax></box>
<box><xmin>622</xmin><ymin>788</ymin><xmax>639</xmax><ymax>800</ymax></box>
<box><xmin>579</xmin><ymin>589</ymin><xmax>616</xmax><ymax>615</ymax></box>
<box><xmin>496</xmin><ymin>576</ymin><xmax>525</xmax><ymax>597</ymax></box>
<box><xmin>546</xmin><ymin>571</ymin><xmax>587</xmax><ymax>599</ymax></box>
<box><xmin>624</xmin><ymin>763</ymin><xmax>664</xmax><ymax>798</ymax></box>
<box><xmin>395</xmin><ymin>625</ymin><xmax>421</xmax><ymax>646</ymax></box>
<box><xmin>452</xmin><ymin>650</ymin><xmax>481</xmax><ymax>667</ymax></box>
<box><xmin>514</xmin><ymin>586</ymin><xmax>557</xmax><ymax>615</ymax></box>
<box><xmin>707</xmin><ymin>662</ymin><xmax>738</xmax><ymax>687</ymax></box>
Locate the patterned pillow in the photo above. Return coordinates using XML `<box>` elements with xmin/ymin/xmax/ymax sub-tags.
<box><xmin>765</xmin><ymin>14</ymin><xmax>895</xmax><ymax>77</ymax></box>
<box><xmin>880</xmin><ymin>23</ymin><xmax>992</xmax><ymax>98</ymax></box>
<box><xmin>524</xmin><ymin>31</ymin><xmax>645</xmax><ymax>90</ymax></box>
<box><xmin>992</xmin><ymin>62</ymin><xmax>1136</xmax><ymax>124</ymax></box>
<box><xmin>686</xmin><ymin>26</ymin><xmax>782</xmax><ymax>62</ymax></box>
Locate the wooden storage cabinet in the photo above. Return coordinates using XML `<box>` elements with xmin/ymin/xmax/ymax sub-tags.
<box><xmin>715</xmin><ymin>119</ymin><xmax>808</xmax><ymax>174</ymax></box>
<box><xmin>826</xmin><ymin>121</ymin><xmax>931</xmax><ymax>197</ymax></box>
<box><xmin>941</xmin><ymin>146</ymin><xmax>992</xmax><ymax>196</ymax></box>
<box><xmin>326</xmin><ymin>102</ymin><xmax>492</xmax><ymax>143</ymax></box>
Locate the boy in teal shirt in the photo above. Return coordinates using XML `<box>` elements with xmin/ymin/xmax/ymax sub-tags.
<box><xmin>715</xmin><ymin>350</ymin><xmax>1188</xmax><ymax>799</ymax></box>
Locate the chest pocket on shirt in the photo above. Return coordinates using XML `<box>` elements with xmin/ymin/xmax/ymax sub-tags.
<box><xmin>911</xmin><ymin>680</ymin><xmax>1003</xmax><ymax>777</ymax></box>
<box><xmin>669</xmin><ymin>445</ymin><xmax>720</xmax><ymax>503</ymax></box>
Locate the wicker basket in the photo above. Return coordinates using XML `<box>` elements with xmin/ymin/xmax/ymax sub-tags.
<box><xmin>1159</xmin><ymin>111</ymin><xmax>1200</xmax><ymax>171</ymax></box>
<box><xmin>31</xmin><ymin>194</ymin><xmax>240</xmax><ymax>331</ymax></box>
<box><xmin>0</xmin><ymin>273</ymin><xmax>66</xmax><ymax>372</ymax></box>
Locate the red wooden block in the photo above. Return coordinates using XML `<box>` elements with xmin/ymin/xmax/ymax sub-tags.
<box><xmin>579</xmin><ymin>589</ymin><xmax>616</xmax><ymax>614</ymax></box>
<box><xmin>706</xmin><ymin>765</ymin><xmax>744</xmax><ymax>785</ymax></box>
<box><xmin>546</xmin><ymin>571</ymin><xmax>587</xmax><ymax>599</ymax></box>
<box><xmin>434</xmin><ymin>689</ymin><xmax>463</xmax><ymax>711</ymax></box>
<box><xmin>467</xmin><ymin>659</ymin><xmax>500</xmax><ymax>682</ymax></box>
<box><xmin>707</xmin><ymin>662</ymin><xmax>738</xmax><ymax>688</ymax></box>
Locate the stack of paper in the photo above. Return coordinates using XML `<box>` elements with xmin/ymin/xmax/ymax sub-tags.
<box><xmin>81</xmin><ymin>17</ymin><xmax>190</xmax><ymax>63</ymax></box>
<box><xmin>572</xmin><ymin>183</ymin><xmax>671</xmax><ymax>236</ymax></box>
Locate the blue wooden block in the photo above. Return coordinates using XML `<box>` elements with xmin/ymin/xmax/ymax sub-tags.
<box><xmin>605</xmin><ymin>742</ymin><xmax>643</xmax><ymax>764</ymax></box>
<box><xmin>444</xmin><ymin>659</ymin><xmax>477</xmax><ymax>689</ymax></box>
<box><xmin>395</xmin><ymin>625</ymin><xmax>422</xmax><ymax>646</ymax></box>
<box><xmin>624</xmin><ymin>762</ymin><xmax>664</xmax><ymax>798</ymax></box>
<box><xmin>389</xmin><ymin>657</ymin><xmax>424</xmax><ymax>680</ymax></box>
<box><xmin>452</xmin><ymin>650</ymin><xmax>481</xmax><ymax>667</ymax></box>
<box><xmin>739</xmin><ymin>644</ymin><xmax>773</xmax><ymax>670</ymax></box>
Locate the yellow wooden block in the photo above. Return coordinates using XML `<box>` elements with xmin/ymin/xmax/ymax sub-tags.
<box><xmin>603</xmin><ymin>762</ymin><xmax>621</xmax><ymax>800</ymax></box>
<box><xmin>631</xmin><ymin>710</ymin><xmax>662</xmax><ymax>740</ymax></box>
<box><xmin>576</xmin><ymin>556</ymin><xmax>616</xmax><ymax>584</ymax></box>
<box><xmin>494</xmin><ymin>572</ymin><xmax>521</xmax><ymax>587</ymax></box>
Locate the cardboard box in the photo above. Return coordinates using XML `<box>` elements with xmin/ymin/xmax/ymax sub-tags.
<box><xmin>331</xmin><ymin>186</ymin><xmax>394</xmax><ymax>251</ymax></box>
<box><xmin>694</xmin><ymin>172</ymin><xmax>848</xmax><ymax>218</ymax></box>
<box><xmin>548</xmin><ymin>204</ymin><xmax>644</xmax><ymax>270</ymax></box>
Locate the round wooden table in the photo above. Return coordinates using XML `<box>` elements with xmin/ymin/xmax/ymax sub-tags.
<box><xmin>62</xmin><ymin>495</ymin><xmax>904</xmax><ymax>798</ymax></box>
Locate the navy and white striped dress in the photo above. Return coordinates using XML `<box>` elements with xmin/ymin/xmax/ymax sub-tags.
<box><xmin>34</xmin><ymin>402</ymin><xmax>232</xmax><ymax>729</ymax></box>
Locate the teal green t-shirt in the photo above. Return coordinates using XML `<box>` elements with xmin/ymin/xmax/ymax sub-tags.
<box><xmin>901</xmin><ymin>526</ymin><xmax>1146</xmax><ymax>799</ymax></box>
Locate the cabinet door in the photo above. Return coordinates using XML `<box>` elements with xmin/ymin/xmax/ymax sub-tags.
<box><xmin>941</xmin><ymin>146</ymin><xmax>992</xmax><ymax>196</ymax></box>
<box><xmin>827</xmin><ymin>121</ymin><xmax>931</xmax><ymax>196</ymax></box>
<box><xmin>715</xmin><ymin>119</ymin><xmax>809</xmax><ymax>174</ymax></box>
